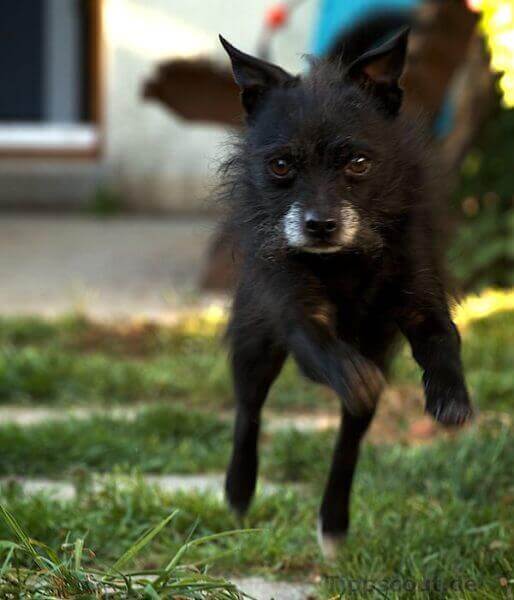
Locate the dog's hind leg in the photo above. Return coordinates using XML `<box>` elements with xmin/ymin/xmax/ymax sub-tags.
<box><xmin>318</xmin><ymin>407</ymin><xmax>375</xmax><ymax>559</ymax></box>
<box><xmin>225</xmin><ymin>329</ymin><xmax>286</xmax><ymax>516</ymax></box>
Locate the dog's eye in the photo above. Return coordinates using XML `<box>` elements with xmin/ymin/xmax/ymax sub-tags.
<box><xmin>269</xmin><ymin>157</ymin><xmax>293</xmax><ymax>178</ymax></box>
<box><xmin>345</xmin><ymin>155</ymin><xmax>371</xmax><ymax>176</ymax></box>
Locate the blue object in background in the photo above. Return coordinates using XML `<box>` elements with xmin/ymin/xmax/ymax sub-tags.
<box><xmin>311</xmin><ymin>0</ymin><xmax>452</xmax><ymax>136</ymax></box>
<box><xmin>312</xmin><ymin>0</ymin><xmax>419</xmax><ymax>56</ymax></box>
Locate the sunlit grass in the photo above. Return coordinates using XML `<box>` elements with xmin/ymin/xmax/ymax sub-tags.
<box><xmin>454</xmin><ymin>288</ymin><xmax>514</xmax><ymax>329</ymax></box>
<box><xmin>178</xmin><ymin>303</ymin><xmax>227</xmax><ymax>337</ymax></box>
<box><xmin>0</xmin><ymin>288</ymin><xmax>512</xmax><ymax>414</ymax></box>
<box><xmin>0</xmin><ymin>289</ymin><xmax>511</xmax><ymax>596</ymax></box>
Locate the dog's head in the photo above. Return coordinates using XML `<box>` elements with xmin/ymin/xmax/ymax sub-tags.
<box><xmin>220</xmin><ymin>29</ymin><xmax>419</xmax><ymax>257</ymax></box>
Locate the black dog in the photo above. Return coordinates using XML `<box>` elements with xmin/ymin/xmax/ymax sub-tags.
<box><xmin>217</xmin><ymin>25</ymin><xmax>473</xmax><ymax>557</ymax></box>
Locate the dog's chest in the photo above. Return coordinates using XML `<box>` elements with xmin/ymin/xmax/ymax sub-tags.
<box><xmin>321</xmin><ymin>259</ymin><xmax>385</xmax><ymax>338</ymax></box>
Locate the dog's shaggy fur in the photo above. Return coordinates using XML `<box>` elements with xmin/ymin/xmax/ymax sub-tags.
<box><xmin>217</xmin><ymin>24</ymin><xmax>473</xmax><ymax>557</ymax></box>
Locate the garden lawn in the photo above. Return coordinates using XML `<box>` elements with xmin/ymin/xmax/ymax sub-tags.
<box><xmin>0</xmin><ymin>417</ymin><xmax>512</xmax><ymax>598</ymax></box>
<box><xmin>0</xmin><ymin>288</ymin><xmax>512</xmax><ymax>598</ymax></box>
<box><xmin>0</xmin><ymin>289</ymin><xmax>512</xmax><ymax>413</ymax></box>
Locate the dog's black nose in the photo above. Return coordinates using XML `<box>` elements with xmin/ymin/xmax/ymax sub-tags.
<box><xmin>305</xmin><ymin>213</ymin><xmax>338</xmax><ymax>238</ymax></box>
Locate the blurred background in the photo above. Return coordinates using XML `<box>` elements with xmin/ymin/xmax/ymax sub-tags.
<box><xmin>0</xmin><ymin>0</ymin><xmax>320</xmax><ymax>318</ymax></box>
<box><xmin>0</xmin><ymin>0</ymin><xmax>512</xmax><ymax>317</ymax></box>
<box><xmin>0</xmin><ymin>1</ymin><xmax>512</xmax><ymax>597</ymax></box>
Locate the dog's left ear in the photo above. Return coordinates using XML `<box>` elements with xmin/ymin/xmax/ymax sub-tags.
<box><xmin>219</xmin><ymin>35</ymin><xmax>295</xmax><ymax>121</ymax></box>
<box><xmin>347</xmin><ymin>27</ymin><xmax>409</xmax><ymax>117</ymax></box>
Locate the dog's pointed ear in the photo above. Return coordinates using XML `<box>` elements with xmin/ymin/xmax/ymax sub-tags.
<box><xmin>219</xmin><ymin>35</ymin><xmax>295</xmax><ymax>120</ymax></box>
<box><xmin>347</xmin><ymin>27</ymin><xmax>409</xmax><ymax>116</ymax></box>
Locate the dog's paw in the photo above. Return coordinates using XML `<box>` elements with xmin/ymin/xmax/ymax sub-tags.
<box><xmin>225</xmin><ymin>462</ymin><xmax>256</xmax><ymax>517</ymax></box>
<box><xmin>225</xmin><ymin>492</ymin><xmax>251</xmax><ymax>518</ymax></box>
<box><xmin>317</xmin><ymin>519</ymin><xmax>347</xmax><ymax>560</ymax></box>
<box><xmin>225</xmin><ymin>482</ymin><xmax>253</xmax><ymax>518</ymax></box>
<box><xmin>425</xmin><ymin>375</ymin><xmax>474</xmax><ymax>427</ymax></box>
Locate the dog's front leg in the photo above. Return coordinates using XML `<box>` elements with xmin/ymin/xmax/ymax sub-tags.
<box><xmin>317</xmin><ymin>406</ymin><xmax>375</xmax><ymax>559</ymax></box>
<box><xmin>286</xmin><ymin>318</ymin><xmax>382</xmax><ymax>557</ymax></box>
<box><xmin>287</xmin><ymin>320</ymin><xmax>385</xmax><ymax>416</ymax></box>
<box><xmin>399</xmin><ymin>309</ymin><xmax>473</xmax><ymax>426</ymax></box>
<box><xmin>225</xmin><ymin>325</ymin><xmax>287</xmax><ymax>516</ymax></box>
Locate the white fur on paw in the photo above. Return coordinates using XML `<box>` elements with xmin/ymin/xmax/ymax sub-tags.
<box><xmin>317</xmin><ymin>518</ymin><xmax>346</xmax><ymax>560</ymax></box>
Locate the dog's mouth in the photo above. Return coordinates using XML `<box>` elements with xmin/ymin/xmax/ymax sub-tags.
<box><xmin>300</xmin><ymin>243</ymin><xmax>344</xmax><ymax>254</ymax></box>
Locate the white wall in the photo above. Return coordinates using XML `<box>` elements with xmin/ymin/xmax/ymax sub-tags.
<box><xmin>103</xmin><ymin>0</ymin><xmax>317</xmax><ymax>212</ymax></box>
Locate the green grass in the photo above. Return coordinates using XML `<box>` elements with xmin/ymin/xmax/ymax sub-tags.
<box><xmin>0</xmin><ymin>293</ymin><xmax>512</xmax><ymax>597</ymax></box>
<box><xmin>0</xmin><ymin>405</ymin><xmax>231</xmax><ymax>478</ymax></box>
<box><xmin>461</xmin><ymin>311</ymin><xmax>514</xmax><ymax>411</ymax></box>
<box><xmin>0</xmin><ymin>402</ymin><xmax>349</xmax><ymax>483</ymax></box>
<box><xmin>0</xmin><ymin>504</ymin><xmax>246</xmax><ymax>598</ymax></box>
<box><xmin>1</xmin><ymin>419</ymin><xmax>512</xmax><ymax>597</ymax></box>
<box><xmin>0</xmin><ymin>314</ymin><xmax>326</xmax><ymax>411</ymax></box>
<box><xmin>0</xmin><ymin>301</ymin><xmax>512</xmax><ymax>413</ymax></box>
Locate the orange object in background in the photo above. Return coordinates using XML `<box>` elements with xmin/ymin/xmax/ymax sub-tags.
<box><xmin>265</xmin><ymin>4</ymin><xmax>289</xmax><ymax>29</ymax></box>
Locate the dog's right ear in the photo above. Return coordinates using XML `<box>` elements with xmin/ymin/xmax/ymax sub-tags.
<box><xmin>219</xmin><ymin>35</ymin><xmax>295</xmax><ymax>120</ymax></box>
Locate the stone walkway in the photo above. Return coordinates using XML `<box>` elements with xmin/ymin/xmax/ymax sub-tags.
<box><xmin>234</xmin><ymin>578</ymin><xmax>313</xmax><ymax>600</ymax></box>
<box><xmin>1</xmin><ymin>474</ymin><xmax>224</xmax><ymax>501</ymax></box>
<box><xmin>0</xmin><ymin>404</ymin><xmax>340</xmax><ymax>431</ymax></box>
<box><xmin>1</xmin><ymin>473</ymin><xmax>286</xmax><ymax>502</ymax></box>
<box><xmin>0</xmin><ymin>214</ymin><xmax>222</xmax><ymax>319</ymax></box>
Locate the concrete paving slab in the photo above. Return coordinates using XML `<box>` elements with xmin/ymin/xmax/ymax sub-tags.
<box><xmin>0</xmin><ymin>214</ymin><xmax>224</xmax><ymax>319</ymax></box>
<box><xmin>233</xmin><ymin>577</ymin><xmax>314</xmax><ymax>600</ymax></box>
<box><xmin>0</xmin><ymin>474</ymin><xmax>282</xmax><ymax>501</ymax></box>
<box><xmin>0</xmin><ymin>404</ymin><xmax>340</xmax><ymax>431</ymax></box>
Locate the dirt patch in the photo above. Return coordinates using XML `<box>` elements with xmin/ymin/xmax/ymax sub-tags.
<box><xmin>265</xmin><ymin>384</ymin><xmax>492</xmax><ymax>447</ymax></box>
<box><xmin>66</xmin><ymin>320</ymin><xmax>165</xmax><ymax>358</ymax></box>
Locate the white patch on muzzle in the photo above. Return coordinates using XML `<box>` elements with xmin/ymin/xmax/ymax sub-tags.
<box><xmin>283</xmin><ymin>201</ymin><xmax>307</xmax><ymax>248</ymax></box>
<box><xmin>339</xmin><ymin>204</ymin><xmax>360</xmax><ymax>245</ymax></box>
<box><xmin>283</xmin><ymin>201</ymin><xmax>361</xmax><ymax>252</ymax></box>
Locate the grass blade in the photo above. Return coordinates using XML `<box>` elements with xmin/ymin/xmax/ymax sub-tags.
<box><xmin>0</xmin><ymin>504</ymin><xmax>46</xmax><ymax>570</ymax></box>
<box><xmin>109</xmin><ymin>509</ymin><xmax>179</xmax><ymax>574</ymax></box>
<box><xmin>157</xmin><ymin>528</ymin><xmax>260</xmax><ymax>587</ymax></box>
<box><xmin>74</xmin><ymin>538</ymin><xmax>84</xmax><ymax>571</ymax></box>
<box><xmin>0</xmin><ymin>546</ymin><xmax>15</xmax><ymax>578</ymax></box>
